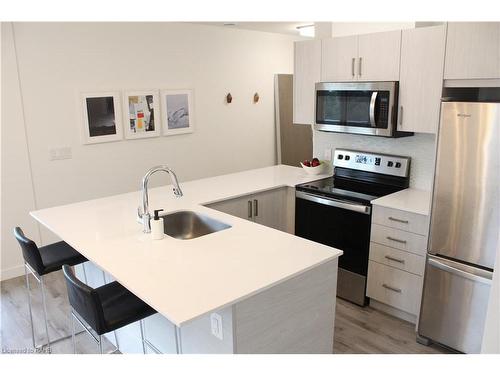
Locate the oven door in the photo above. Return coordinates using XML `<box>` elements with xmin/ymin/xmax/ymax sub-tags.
<box><xmin>314</xmin><ymin>81</ymin><xmax>397</xmax><ymax>137</ymax></box>
<box><xmin>295</xmin><ymin>191</ymin><xmax>372</xmax><ymax>306</ymax></box>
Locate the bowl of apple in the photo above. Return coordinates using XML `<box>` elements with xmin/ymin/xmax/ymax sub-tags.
<box><xmin>300</xmin><ymin>158</ymin><xmax>326</xmax><ymax>175</ymax></box>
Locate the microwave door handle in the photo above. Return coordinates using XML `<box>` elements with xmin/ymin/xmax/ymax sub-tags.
<box><xmin>369</xmin><ymin>91</ymin><xmax>378</xmax><ymax>127</ymax></box>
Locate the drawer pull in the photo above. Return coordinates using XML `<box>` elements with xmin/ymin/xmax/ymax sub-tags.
<box><xmin>388</xmin><ymin>217</ymin><xmax>409</xmax><ymax>224</ymax></box>
<box><xmin>382</xmin><ymin>283</ymin><xmax>402</xmax><ymax>293</ymax></box>
<box><xmin>386</xmin><ymin>236</ymin><xmax>407</xmax><ymax>244</ymax></box>
<box><xmin>384</xmin><ymin>255</ymin><xmax>405</xmax><ymax>264</ymax></box>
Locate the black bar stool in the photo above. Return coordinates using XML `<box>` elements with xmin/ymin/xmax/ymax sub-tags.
<box><xmin>14</xmin><ymin>227</ymin><xmax>88</xmax><ymax>351</ymax></box>
<box><xmin>62</xmin><ymin>264</ymin><xmax>156</xmax><ymax>354</ymax></box>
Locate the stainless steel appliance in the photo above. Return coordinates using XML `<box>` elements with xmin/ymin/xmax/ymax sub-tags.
<box><xmin>315</xmin><ymin>81</ymin><xmax>413</xmax><ymax>138</ymax></box>
<box><xmin>274</xmin><ymin>74</ymin><xmax>313</xmax><ymax>166</ymax></box>
<box><xmin>418</xmin><ymin>101</ymin><xmax>499</xmax><ymax>353</ymax></box>
<box><xmin>295</xmin><ymin>149</ymin><xmax>411</xmax><ymax>305</ymax></box>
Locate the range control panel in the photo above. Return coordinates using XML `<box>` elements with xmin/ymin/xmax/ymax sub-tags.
<box><xmin>333</xmin><ymin>149</ymin><xmax>410</xmax><ymax>178</ymax></box>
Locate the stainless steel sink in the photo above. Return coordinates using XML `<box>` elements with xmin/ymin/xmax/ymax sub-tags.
<box><xmin>161</xmin><ymin>211</ymin><xmax>231</xmax><ymax>240</ymax></box>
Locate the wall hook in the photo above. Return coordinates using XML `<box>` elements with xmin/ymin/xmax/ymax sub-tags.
<box><xmin>253</xmin><ymin>93</ymin><xmax>260</xmax><ymax>103</ymax></box>
<box><xmin>226</xmin><ymin>93</ymin><xmax>233</xmax><ymax>104</ymax></box>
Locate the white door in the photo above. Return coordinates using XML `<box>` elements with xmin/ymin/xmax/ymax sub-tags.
<box><xmin>357</xmin><ymin>30</ymin><xmax>402</xmax><ymax>81</ymax></box>
<box><xmin>252</xmin><ymin>188</ymin><xmax>288</xmax><ymax>231</ymax></box>
<box><xmin>398</xmin><ymin>25</ymin><xmax>446</xmax><ymax>134</ymax></box>
<box><xmin>321</xmin><ymin>35</ymin><xmax>358</xmax><ymax>82</ymax></box>
<box><xmin>205</xmin><ymin>195</ymin><xmax>253</xmax><ymax>221</ymax></box>
<box><xmin>293</xmin><ymin>40</ymin><xmax>321</xmax><ymax>125</ymax></box>
<box><xmin>444</xmin><ymin>22</ymin><xmax>500</xmax><ymax>79</ymax></box>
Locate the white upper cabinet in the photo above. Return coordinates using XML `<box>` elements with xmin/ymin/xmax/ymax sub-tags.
<box><xmin>293</xmin><ymin>40</ymin><xmax>321</xmax><ymax>125</ymax></box>
<box><xmin>321</xmin><ymin>31</ymin><xmax>401</xmax><ymax>82</ymax></box>
<box><xmin>321</xmin><ymin>35</ymin><xmax>358</xmax><ymax>81</ymax></box>
<box><xmin>357</xmin><ymin>30</ymin><xmax>401</xmax><ymax>81</ymax></box>
<box><xmin>444</xmin><ymin>22</ymin><xmax>500</xmax><ymax>80</ymax></box>
<box><xmin>398</xmin><ymin>25</ymin><xmax>446</xmax><ymax>134</ymax></box>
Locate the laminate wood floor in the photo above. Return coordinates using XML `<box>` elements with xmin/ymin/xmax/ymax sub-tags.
<box><xmin>1</xmin><ymin>271</ymin><xmax>452</xmax><ymax>354</ymax></box>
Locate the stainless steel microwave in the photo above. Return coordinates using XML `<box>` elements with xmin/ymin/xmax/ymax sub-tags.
<box><xmin>314</xmin><ymin>81</ymin><xmax>413</xmax><ymax>138</ymax></box>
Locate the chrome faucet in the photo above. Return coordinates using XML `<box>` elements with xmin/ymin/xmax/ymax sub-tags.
<box><xmin>138</xmin><ymin>165</ymin><xmax>183</xmax><ymax>233</ymax></box>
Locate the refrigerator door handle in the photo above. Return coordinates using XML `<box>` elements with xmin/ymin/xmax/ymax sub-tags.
<box><xmin>428</xmin><ymin>256</ymin><xmax>493</xmax><ymax>285</ymax></box>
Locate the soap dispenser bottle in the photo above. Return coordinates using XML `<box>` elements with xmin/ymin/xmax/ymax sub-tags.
<box><xmin>151</xmin><ymin>209</ymin><xmax>164</xmax><ymax>240</ymax></box>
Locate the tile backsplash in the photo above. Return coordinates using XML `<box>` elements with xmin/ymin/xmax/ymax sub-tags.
<box><xmin>314</xmin><ymin>131</ymin><xmax>436</xmax><ymax>191</ymax></box>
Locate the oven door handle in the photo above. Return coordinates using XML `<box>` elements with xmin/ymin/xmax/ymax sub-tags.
<box><xmin>369</xmin><ymin>91</ymin><xmax>378</xmax><ymax>128</ymax></box>
<box><xmin>296</xmin><ymin>191</ymin><xmax>371</xmax><ymax>214</ymax></box>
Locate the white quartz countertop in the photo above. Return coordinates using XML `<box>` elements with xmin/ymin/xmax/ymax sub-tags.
<box><xmin>371</xmin><ymin>188</ymin><xmax>432</xmax><ymax>216</ymax></box>
<box><xmin>31</xmin><ymin>165</ymin><xmax>342</xmax><ymax>327</ymax></box>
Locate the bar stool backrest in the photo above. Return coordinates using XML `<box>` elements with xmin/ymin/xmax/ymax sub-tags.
<box><xmin>62</xmin><ymin>265</ymin><xmax>107</xmax><ymax>335</ymax></box>
<box><xmin>14</xmin><ymin>227</ymin><xmax>44</xmax><ymax>275</ymax></box>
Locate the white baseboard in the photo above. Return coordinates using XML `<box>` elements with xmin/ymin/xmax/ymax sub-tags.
<box><xmin>370</xmin><ymin>299</ymin><xmax>417</xmax><ymax>325</ymax></box>
<box><xmin>1</xmin><ymin>264</ymin><xmax>25</xmax><ymax>281</ymax></box>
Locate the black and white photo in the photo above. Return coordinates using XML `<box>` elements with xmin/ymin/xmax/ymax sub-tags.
<box><xmin>81</xmin><ymin>92</ymin><xmax>123</xmax><ymax>144</ymax></box>
<box><xmin>161</xmin><ymin>89</ymin><xmax>194</xmax><ymax>135</ymax></box>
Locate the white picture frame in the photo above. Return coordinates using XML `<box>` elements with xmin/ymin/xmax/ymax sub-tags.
<box><xmin>161</xmin><ymin>89</ymin><xmax>195</xmax><ymax>136</ymax></box>
<box><xmin>123</xmin><ymin>90</ymin><xmax>161</xmax><ymax>139</ymax></box>
<box><xmin>80</xmin><ymin>92</ymin><xmax>123</xmax><ymax>144</ymax></box>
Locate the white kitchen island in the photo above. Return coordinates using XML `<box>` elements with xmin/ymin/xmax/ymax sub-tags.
<box><xmin>30</xmin><ymin>165</ymin><xmax>342</xmax><ymax>354</ymax></box>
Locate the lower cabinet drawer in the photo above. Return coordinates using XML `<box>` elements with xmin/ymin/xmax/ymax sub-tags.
<box><xmin>371</xmin><ymin>223</ymin><xmax>428</xmax><ymax>256</ymax></box>
<box><xmin>367</xmin><ymin>261</ymin><xmax>423</xmax><ymax>315</ymax></box>
<box><xmin>369</xmin><ymin>242</ymin><xmax>425</xmax><ymax>276</ymax></box>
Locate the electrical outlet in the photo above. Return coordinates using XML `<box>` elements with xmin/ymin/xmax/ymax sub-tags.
<box><xmin>49</xmin><ymin>147</ymin><xmax>72</xmax><ymax>161</ymax></box>
<box><xmin>324</xmin><ymin>148</ymin><xmax>332</xmax><ymax>161</ymax></box>
<box><xmin>210</xmin><ymin>313</ymin><xmax>223</xmax><ymax>340</ymax></box>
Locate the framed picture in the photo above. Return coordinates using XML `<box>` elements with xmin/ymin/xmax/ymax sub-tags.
<box><xmin>123</xmin><ymin>90</ymin><xmax>160</xmax><ymax>139</ymax></box>
<box><xmin>81</xmin><ymin>92</ymin><xmax>123</xmax><ymax>144</ymax></box>
<box><xmin>161</xmin><ymin>89</ymin><xmax>195</xmax><ymax>136</ymax></box>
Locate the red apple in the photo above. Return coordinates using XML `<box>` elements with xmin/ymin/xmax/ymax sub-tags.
<box><xmin>312</xmin><ymin>157</ymin><xmax>319</xmax><ymax>164</ymax></box>
<box><xmin>303</xmin><ymin>160</ymin><xmax>311</xmax><ymax>167</ymax></box>
<box><xmin>311</xmin><ymin>159</ymin><xmax>321</xmax><ymax>167</ymax></box>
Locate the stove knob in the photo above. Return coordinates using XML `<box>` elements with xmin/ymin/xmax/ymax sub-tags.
<box><xmin>338</xmin><ymin>154</ymin><xmax>344</xmax><ymax>160</ymax></box>
<box><xmin>345</xmin><ymin>155</ymin><xmax>350</xmax><ymax>161</ymax></box>
<box><xmin>387</xmin><ymin>161</ymin><xmax>394</xmax><ymax>167</ymax></box>
<box><xmin>395</xmin><ymin>162</ymin><xmax>401</xmax><ymax>168</ymax></box>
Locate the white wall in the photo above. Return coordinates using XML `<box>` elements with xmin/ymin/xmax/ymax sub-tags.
<box><xmin>1</xmin><ymin>23</ymin><xmax>42</xmax><ymax>280</ymax></box>
<box><xmin>1</xmin><ymin>22</ymin><xmax>295</xmax><ymax>279</ymax></box>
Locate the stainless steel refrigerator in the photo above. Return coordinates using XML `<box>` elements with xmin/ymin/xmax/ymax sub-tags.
<box><xmin>418</xmin><ymin>101</ymin><xmax>499</xmax><ymax>353</ymax></box>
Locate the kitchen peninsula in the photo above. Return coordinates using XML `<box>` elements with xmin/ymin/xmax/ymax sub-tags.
<box><xmin>30</xmin><ymin>165</ymin><xmax>343</xmax><ymax>354</ymax></box>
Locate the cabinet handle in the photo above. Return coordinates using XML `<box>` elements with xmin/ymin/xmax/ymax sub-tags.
<box><xmin>399</xmin><ymin>106</ymin><xmax>404</xmax><ymax>127</ymax></box>
<box><xmin>351</xmin><ymin>57</ymin><xmax>355</xmax><ymax>77</ymax></box>
<box><xmin>386</xmin><ymin>236</ymin><xmax>407</xmax><ymax>244</ymax></box>
<box><xmin>385</xmin><ymin>255</ymin><xmax>405</xmax><ymax>264</ymax></box>
<box><xmin>248</xmin><ymin>200</ymin><xmax>253</xmax><ymax>219</ymax></box>
<box><xmin>253</xmin><ymin>199</ymin><xmax>258</xmax><ymax>217</ymax></box>
<box><xmin>388</xmin><ymin>217</ymin><xmax>409</xmax><ymax>224</ymax></box>
<box><xmin>358</xmin><ymin>57</ymin><xmax>362</xmax><ymax>76</ymax></box>
<box><xmin>382</xmin><ymin>283</ymin><xmax>402</xmax><ymax>293</ymax></box>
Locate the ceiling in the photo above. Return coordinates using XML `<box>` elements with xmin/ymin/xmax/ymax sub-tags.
<box><xmin>197</xmin><ymin>22</ymin><xmax>314</xmax><ymax>37</ymax></box>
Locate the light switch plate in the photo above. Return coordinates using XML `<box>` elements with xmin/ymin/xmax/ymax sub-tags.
<box><xmin>49</xmin><ymin>147</ymin><xmax>72</xmax><ymax>161</ymax></box>
<box><xmin>324</xmin><ymin>148</ymin><xmax>332</xmax><ymax>161</ymax></box>
<box><xmin>210</xmin><ymin>312</ymin><xmax>223</xmax><ymax>340</ymax></box>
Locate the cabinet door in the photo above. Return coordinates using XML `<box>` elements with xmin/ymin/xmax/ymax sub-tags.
<box><xmin>205</xmin><ymin>195</ymin><xmax>253</xmax><ymax>221</ymax></box>
<box><xmin>398</xmin><ymin>25</ymin><xmax>446</xmax><ymax>134</ymax></box>
<box><xmin>293</xmin><ymin>40</ymin><xmax>321</xmax><ymax>125</ymax></box>
<box><xmin>321</xmin><ymin>35</ymin><xmax>358</xmax><ymax>81</ymax></box>
<box><xmin>357</xmin><ymin>30</ymin><xmax>401</xmax><ymax>81</ymax></box>
<box><xmin>252</xmin><ymin>188</ymin><xmax>288</xmax><ymax>231</ymax></box>
<box><xmin>444</xmin><ymin>22</ymin><xmax>500</xmax><ymax>79</ymax></box>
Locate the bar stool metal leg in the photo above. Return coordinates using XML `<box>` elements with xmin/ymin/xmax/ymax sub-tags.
<box><xmin>101</xmin><ymin>270</ymin><xmax>120</xmax><ymax>352</ymax></box>
<box><xmin>71</xmin><ymin>311</ymin><xmax>76</xmax><ymax>354</ymax></box>
<box><xmin>40</xmin><ymin>275</ymin><xmax>51</xmax><ymax>351</ymax></box>
<box><xmin>24</xmin><ymin>263</ymin><xmax>36</xmax><ymax>349</ymax></box>
<box><xmin>139</xmin><ymin>320</ymin><xmax>147</xmax><ymax>354</ymax></box>
<box><xmin>98</xmin><ymin>336</ymin><xmax>103</xmax><ymax>354</ymax></box>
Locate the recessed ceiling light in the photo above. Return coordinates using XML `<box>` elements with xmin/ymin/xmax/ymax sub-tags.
<box><xmin>296</xmin><ymin>24</ymin><xmax>315</xmax><ymax>38</ymax></box>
